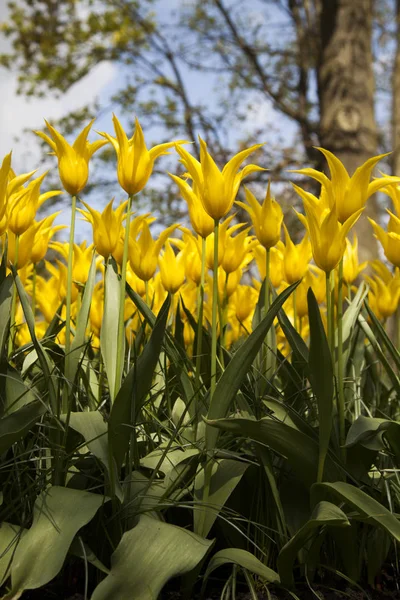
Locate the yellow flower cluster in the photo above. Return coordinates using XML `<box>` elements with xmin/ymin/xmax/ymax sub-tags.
<box><xmin>3</xmin><ymin>115</ymin><xmax>400</xmax><ymax>354</ymax></box>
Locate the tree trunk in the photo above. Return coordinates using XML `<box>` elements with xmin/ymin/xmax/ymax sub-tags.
<box><xmin>392</xmin><ymin>0</ymin><xmax>400</xmax><ymax>176</ymax></box>
<box><xmin>318</xmin><ymin>0</ymin><xmax>379</xmax><ymax>261</ymax></box>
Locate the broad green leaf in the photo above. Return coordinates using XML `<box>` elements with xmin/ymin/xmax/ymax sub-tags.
<box><xmin>101</xmin><ymin>260</ymin><xmax>121</xmax><ymax>402</ymax></box>
<box><xmin>91</xmin><ymin>515</ymin><xmax>213</xmax><ymax>600</ymax></box>
<box><xmin>206</xmin><ymin>281</ymin><xmax>300</xmax><ymax>452</ymax></box>
<box><xmin>65</xmin><ymin>411</ymin><xmax>123</xmax><ymax>502</ymax></box>
<box><xmin>341</xmin><ymin>282</ymin><xmax>368</xmax><ymax>371</ymax></box>
<box><xmin>365</xmin><ymin>300</ymin><xmax>400</xmax><ymax>371</ymax></box>
<box><xmin>202</xmin><ymin>548</ymin><xmax>279</xmax><ymax>592</ymax></box>
<box><xmin>0</xmin><ymin>522</ymin><xmax>24</xmax><ymax>586</ymax></box>
<box><xmin>14</xmin><ymin>273</ymin><xmax>58</xmax><ymax>414</ymax></box>
<box><xmin>0</xmin><ymin>275</ymin><xmax>13</xmax><ymax>361</ymax></box>
<box><xmin>4</xmin><ymin>366</ymin><xmax>36</xmax><ymax>413</ymax></box>
<box><xmin>277</xmin><ymin>306</ymin><xmax>309</xmax><ymax>367</ymax></box>
<box><xmin>205</xmin><ymin>417</ymin><xmax>342</xmax><ymax>488</ymax></box>
<box><xmin>194</xmin><ymin>458</ymin><xmax>249</xmax><ymax>537</ymax></box>
<box><xmin>0</xmin><ymin>400</ymin><xmax>46</xmax><ymax>455</ymax></box>
<box><xmin>277</xmin><ymin>501</ymin><xmax>349</xmax><ymax>588</ymax></box>
<box><xmin>345</xmin><ymin>415</ymin><xmax>388</xmax><ymax>450</ymax></box>
<box><xmin>66</xmin><ymin>252</ymin><xmax>96</xmax><ymax>385</ymax></box>
<box><xmin>9</xmin><ymin>486</ymin><xmax>108</xmax><ymax>596</ymax></box>
<box><xmin>312</xmin><ymin>481</ymin><xmax>400</xmax><ymax>542</ymax></box>
<box><xmin>307</xmin><ymin>288</ymin><xmax>334</xmax><ymax>482</ymax></box>
<box><xmin>357</xmin><ymin>312</ymin><xmax>400</xmax><ymax>396</ymax></box>
<box><xmin>109</xmin><ymin>294</ymin><xmax>170</xmax><ymax>471</ymax></box>
<box><xmin>126</xmin><ymin>283</ymin><xmax>195</xmax><ymax>419</ymax></box>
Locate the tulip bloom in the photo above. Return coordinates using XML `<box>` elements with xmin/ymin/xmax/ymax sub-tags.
<box><xmin>176</xmin><ymin>138</ymin><xmax>264</xmax><ymax>221</ymax></box>
<box><xmin>169</xmin><ymin>173</ymin><xmax>214</xmax><ymax>238</ymax></box>
<box><xmin>31</xmin><ymin>213</ymin><xmax>65</xmax><ymax>264</ymax></box>
<box><xmin>296</xmin><ymin>198</ymin><xmax>362</xmax><ymax>273</ymax></box>
<box><xmin>342</xmin><ymin>235</ymin><xmax>367</xmax><ymax>284</ymax></box>
<box><xmin>291</xmin><ymin>148</ymin><xmax>400</xmax><ymax>224</ymax></box>
<box><xmin>222</xmin><ymin>227</ymin><xmax>257</xmax><ymax>274</ymax></box>
<box><xmin>100</xmin><ymin>115</ymin><xmax>186</xmax><ymax>196</ymax></box>
<box><xmin>35</xmin><ymin>120</ymin><xmax>107</xmax><ymax>196</ymax></box>
<box><xmin>7</xmin><ymin>172</ymin><xmax>61</xmax><ymax>235</ymax></box>
<box><xmin>369</xmin><ymin>212</ymin><xmax>400</xmax><ymax>268</ymax></box>
<box><xmin>159</xmin><ymin>241</ymin><xmax>186</xmax><ymax>294</ymax></box>
<box><xmin>282</xmin><ymin>224</ymin><xmax>312</xmax><ymax>284</ymax></box>
<box><xmin>79</xmin><ymin>198</ymin><xmax>128</xmax><ymax>259</ymax></box>
<box><xmin>236</xmin><ymin>182</ymin><xmax>283</xmax><ymax>249</ymax></box>
<box><xmin>129</xmin><ymin>222</ymin><xmax>178</xmax><ymax>282</ymax></box>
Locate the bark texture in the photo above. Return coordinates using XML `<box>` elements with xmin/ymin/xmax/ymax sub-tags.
<box><xmin>318</xmin><ymin>0</ymin><xmax>379</xmax><ymax>260</ymax></box>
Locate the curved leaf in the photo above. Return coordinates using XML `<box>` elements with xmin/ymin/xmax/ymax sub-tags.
<box><xmin>91</xmin><ymin>515</ymin><xmax>213</xmax><ymax>600</ymax></box>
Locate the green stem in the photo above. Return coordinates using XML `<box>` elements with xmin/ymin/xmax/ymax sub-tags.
<box><xmin>326</xmin><ymin>271</ymin><xmax>333</xmax><ymax>360</ymax></box>
<box><xmin>264</xmin><ymin>248</ymin><xmax>270</xmax><ymax>318</ymax></box>
<box><xmin>210</xmin><ymin>219</ymin><xmax>219</xmax><ymax>400</ymax></box>
<box><xmin>8</xmin><ymin>234</ymin><xmax>20</xmax><ymax>358</ymax></box>
<box><xmin>337</xmin><ymin>258</ymin><xmax>346</xmax><ymax>461</ymax></box>
<box><xmin>198</xmin><ymin>220</ymin><xmax>219</xmax><ymax>538</ymax></box>
<box><xmin>63</xmin><ymin>195</ymin><xmax>77</xmax><ymax>410</ymax></box>
<box><xmin>32</xmin><ymin>264</ymin><xmax>37</xmax><ymax>316</ymax></box>
<box><xmin>194</xmin><ymin>237</ymin><xmax>206</xmax><ymax>396</ymax></box>
<box><xmin>114</xmin><ymin>194</ymin><xmax>133</xmax><ymax>397</ymax></box>
<box><xmin>292</xmin><ymin>288</ymin><xmax>297</xmax><ymax>332</ymax></box>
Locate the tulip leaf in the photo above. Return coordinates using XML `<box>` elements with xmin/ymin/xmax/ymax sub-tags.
<box><xmin>202</xmin><ymin>548</ymin><xmax>280</xmax><ymax>593</ymax></box>
<box><xmin>0</xmin><ymin>522</ymin><xmax>24</xmax><ymax>586</ymax></box>
<box><xmin>4</xmin><ymin>365</ymin><xmax>36</xmax><ymax>413</ymax></box>
<box><xmin>66</xmin><ymin>252</ymin><xmax>96</xmax><ymax>385</ymax></box>
<box><xmin>206</xmin><ymin>281</ymin><xmax>300</xmax><ymax>452</ymax></box>
<box><xmin>14</xmin><ymin>273</ymin><xmax>58</xmax><ymax>413</ymax></box>
<box><xmin>0</xmin><ymin>274</ymin><xmax>13</xmax><ymax>362</ymax></box>
<box><xmin>101</xmin><ymin>259</ymin><xmax>121</xmax><ymax>402</ymax></box>
<box><xmin>194</xmin><ymin>458</ymin><xmax>249</xmax><ymax>537</ymax></box>
<box><xmin>91</xmin><ymin>515</ymin><xmax>213</xmax><ymax>600</ymax></box>
<box><xmin>311</xmin><ymin>481</ymin><xmax>400</xmax><ymax>542</ymax></box>
<box><xmin>307</xmin><ymin>288</ymin><xmax>334</xmax><ymax>482</ymax></box>
<box><xmin>277</xmin><ymin>305</ymin><xmax>309</xmax><ymax>367</ymax></box>
<box><xmin>277</xmin><ymin>501</ymin><xmax>350</xmax><ymax>588</ymax></box>
<box><xmin>0</xmin><ymin>400</ymin><xmax>46</xmax><ymax>455</ymax></box>
<box><xmin>205</xmin><ymin>417</ymin><xmax>342</xmax><ymax>488</ymax></box>
<box><xmin>126</xmin><ymin>283</ymin><xmax>195</xmax><ymax>418</ymax></box>
<box><xmin>364</xmin><ymin>299</ymin><xmax>400</xmax><ymax>371</ymax></box>
<box><xmin>64</xmin><ymin>411</ymin><xmax>123</xmax><ymax>502</ymax></box>
<box><xmin>109</xmin><ymin>293</ymin><xmax>170</xmax><ymax>471</ymax></box>
<box><xmin>341</xmin><ymin>282</ymin><xmax>368</xmax><ymax>370</ymax></box>
<box><xmin>9</xmin><ymin>486</ymin><xmax>108</xmax><ymax>596</ymax></box>
<box><xmin>357</xmin><ymin>311</ymin><xmax>400</xmax><ymax>396</ymax></box>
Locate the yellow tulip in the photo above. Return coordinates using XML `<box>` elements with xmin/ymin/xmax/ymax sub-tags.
<box><xmin>30</xmin><ymin>213</ymin><xmax>65</xmax><ymax>264</ymax></box>
<box><xmin>7</xmin><ymin>172</ymin><xmax>62</xmax><ymax>235</ymax></box>
<box><xmin>8</xmin><ymin>226</ymin><xmax>37</xmax><ymax>270</ymax></box>
<box><xmin>51</xmin><ymin>241</ymin><xmax>94</xmax><ymax>286</ymax></box>
<box><xmin>231</xmin><ymin>284</ymin><xmax>258</xmax><ymax>323</ymax></box>
<box><xmin>369</xmin><ymin>212</ymin><xmax>400</xmax><ymax>268</ymax></box>
<box><xmin>205</xmin><ymin>216</ymin><xmax>243</xmax><ymax>270</ymax></box>
<box><xmin>253</xmin><ymin>242</ymin><xmax>285</xmax><ymax>288</ymax></box>
<box><xmin>35</xmin><ymin>119</ymin><xmax>107</xmax><ymax>196</ymax></box>
<box><xmin>169</xmin><ymin>173</ymin><xmax>214</xmax><ymax>239</ymax></box>
<box><xmin>176</xmin><ymin>137</ymin><xmax>264</xmax><ymax>221</ymax></box>
<box><xmin>282</xmin><ymin>224</ymin><xmax>312</xmax><ymax>284</ymax></box>
<box><xmin>236</xmin><ymin>182</ymin><xmax>283</xmax><ymax>249</ymax></box>
<box><xmin>221</xmin><ymin>227</ymin><xmax>257</xmax><ymax>274</ymax></box>
<box><xmin>159</xmin><ymin>241</ymin><xmax>186</xmax><ymax>294</ymax></box>
<box><xmin>100</xmin><ymin>114</ymin><xmax>186</xmax><ymax>196</ymax></box>
<box><xmin>291</xmin><ymin>148</ymin><xmax>400</xmax><ymax>224</ymax></box>
<box><xmin>365</xmin><ymin>272</ymin><xmax>400</xmax><ymax>320</ymax></box>
<box><xmin>129</xmin><ymin>222</ymin><xmax>178</xmax><ymax>282</ymax></box>
<box><xmin>295</xmin><ymin>196</ymin><xmax>362</xmax><ymax>273</ymax></box>
<box><xmin>79</xmin><ymin>198</ymin><xmax>128</xmax><ymax>259</ymax></box>
<box><xmin>342</xmin><ymin>235</ymin><xmax>367</xmax><ymax>284</ymax></box>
